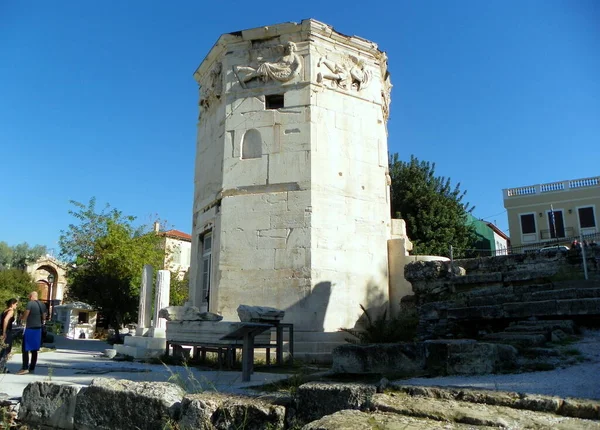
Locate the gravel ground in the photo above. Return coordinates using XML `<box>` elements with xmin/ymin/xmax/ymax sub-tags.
<box><xmin>398</xmin><ymin>328</ymin><xmax>600</xmax><ymax>400</ymax></box>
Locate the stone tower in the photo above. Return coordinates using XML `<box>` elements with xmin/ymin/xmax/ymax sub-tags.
<box><xmin>190</xmin><ymin>19</ymin><xmax>392</xmax><ymax>359</ymax></box>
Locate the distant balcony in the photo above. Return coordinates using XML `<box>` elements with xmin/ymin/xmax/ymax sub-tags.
<box><xmin>540</xmin><ymin>227</ymin><xmax>575</xmax><ymax>240</ymax></box>
<box><xmin>503</xmin><ymin>176</ymin><xmax>599</xmax><ymax>199</ymax></box>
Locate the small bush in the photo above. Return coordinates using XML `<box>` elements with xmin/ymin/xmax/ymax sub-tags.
<box><xmin>340</xmin><ymin>304</ymin><xmax>418</xmax><ymax>344</ymax></box>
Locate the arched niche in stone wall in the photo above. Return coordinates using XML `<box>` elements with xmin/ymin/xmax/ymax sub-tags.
<box><xmin>241</xmin><ymin>129</ymin><xmax>262</xmax><ymax>159</ymax></box>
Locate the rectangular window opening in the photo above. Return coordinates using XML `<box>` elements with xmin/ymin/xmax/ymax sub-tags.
<box><xmin>579</xmin><ymin>207</ymin><xmax>596</xmax><ymax>228</ymax></box>
<box><xmin>265</xmin><ymin>94</ymin><xmax>284</xmax><ymax>110</ymax></box>
<box><xmin>520</xmin><ymin>214</ymin><xmax>536</xmax><ymax>234</ymax></box>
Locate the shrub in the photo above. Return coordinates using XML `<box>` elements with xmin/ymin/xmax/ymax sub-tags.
<box><xmin>340</xmin><ymin>304</ymin><xmax>418</xmax><ymax>344</ymax></box>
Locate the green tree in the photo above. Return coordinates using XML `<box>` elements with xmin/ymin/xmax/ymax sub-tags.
<box><xmin>389</xmin><ymin>153</ymin><xmax>477</xmax><ymax>257</ymax></box>
<box><xmin>169</xmin><ymin>270</ymin><xmax>189</xmax><ymax>306</ymax></box>
<box><xmin>59</xmin><ymin>198</ymin><xmax>164</xmax><ymax>336</ymax></box>
<box><xmin>0</xmin><ymin>268</ymin><xmax>39</xmax><ymax>311</ymax></box>
<box><xmin>0</xmin><ymin>241</ymin><xmax>47</xmax><ymax>270</ymax></box>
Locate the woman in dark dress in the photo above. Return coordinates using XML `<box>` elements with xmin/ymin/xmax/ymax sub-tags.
<box><xmin>0</xmin><ymin>298</ymin><xmax>18</xmax><ymax>372</ymax></box>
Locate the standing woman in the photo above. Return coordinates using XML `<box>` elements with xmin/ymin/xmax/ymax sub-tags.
<box><xmin>0</xmin><ymin>298</ymin><xmax>18</xmax><ymax>373</ymax></box>
<box><xmin>18</xmin><ymin>291</ymin><xmax>46</xmax><ymax>375</ymax></box>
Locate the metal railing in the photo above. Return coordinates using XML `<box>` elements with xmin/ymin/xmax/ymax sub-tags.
<box><xmin>503</xmin><ymin>176</ymin><xmax>600</xmax><ymax>199</ymax></box>
<box><xmin>540</xmin><ymin>227</ymin><xmax>575</xmax><ymax>240</ymax></box>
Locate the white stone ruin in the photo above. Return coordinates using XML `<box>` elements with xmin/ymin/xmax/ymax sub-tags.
<box><xmin>165</xmin><ymin>19</ymin><xmax>433</xmax><ymax>362</ymax></box>
<box><xmin>113</xmin><ymin>267</ymin><xmax>171</xmax><ymax>359</ymax></box>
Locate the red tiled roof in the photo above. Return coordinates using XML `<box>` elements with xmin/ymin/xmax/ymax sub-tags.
<box><xmin>162</xmin><ymin>229</ymin><xmax>192</xmax><ymax>241</ymax></box>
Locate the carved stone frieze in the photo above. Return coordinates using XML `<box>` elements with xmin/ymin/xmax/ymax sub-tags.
<box><xmin>379</xmin><ymin>52</ymin><xmax>392</xmax><ymax>121</ymax></box>
<box><xmin>199</xmin><ymin>62</ymin><xmax>223</xmax><ymax>113</ymax></box>
<box><xmin>316</xmin><ymin>54</ymin><xmax>372</xmax><ymax>92</ymax></box>
<box><xmin>233</xmin><ymin>41</ymin><xmax>301</xmax><ymax>89</ymax></box>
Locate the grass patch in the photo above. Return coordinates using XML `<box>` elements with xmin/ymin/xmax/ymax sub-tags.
<box><xmin>522</xmin><ymin>362</ymin><xmax>556</xmax><ymax>372</ymax></box>
<box><xmin>562</xmin><ymin>347</ymin><xmax>582</xmax><ymax>356</ymax></box>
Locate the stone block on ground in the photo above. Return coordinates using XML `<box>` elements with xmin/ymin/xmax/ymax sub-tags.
<box><xmin>301</xmin><ymin>409</ymin><xmax>476</xmax><ymax>429</ymax></box>
<box><xmin>178</xmin><ymin>392</ymin><xmax>285</xmax><ymax>430</ymax></box>
<box><xmin>73</xmin><ymin>378</ymin><xmax>184</xmax><ymax>430</ymax></box>
<box><xmin>424</xmin><ymin>340</ymin><xmax>518</xmax><ymax>375</ymax></box>
<box><xmin>480</xmin><ymin>332</ymin><xmax>547</xmax><ymax>348</ymax></box>
<box><xmin>18</xmin><ymin>382</ymin><xmax>83</xmax><ymax>430</ymax></box>
<box><xmin>506</xmin><ymin>319</ymin><xmax>576</xmax><ymax>335</ymax></box>
<box><xmin>331</xmin><ymin>343</ymin><xmax>425</xmax><ymax>376</ymax></box>
<box><xmin>296</xmin><ymin>382</ymin><xmax>375</xmax><ymax>423</ymax></box>
<box><xmin>390</xmin><ymin>385</ymin><xmax>600</xmax><ymax>420</ymax></box>
<box><xmin>237</xmin><ymin>304</ymin><xmax>285</xmax><ymax>322</ymax></box>
<box><xmin>159</xmin><ymin>306</ymin><xmax>223</xmax><ymax>321</ymax></box>
<box><xmin>371</xmin><ymin>392</ymin><xmax>600</xmax><ymax>429</ymax></box>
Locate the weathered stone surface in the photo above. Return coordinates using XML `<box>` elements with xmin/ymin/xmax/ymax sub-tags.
<box><xmin>404</xmin><ymin>261</ymin><xmax>464</xmax><ymax>283</ymax></box>
<box><xmin>556</xmin><ymin>298</ymin><xmax>600</xmax><ymax>315</ymax></box>
<box><xmin>504</xmin><ymin>300</ymin><xmax>558</xmax><ymax>318</ymax></box>
<box><xmin>506</xmin><ymin>319</ymin><xmax>575</xmax><ymax>334</ymax></box>
<box><xmin>18</xmin><ymin>382</ymin><xmax>83</xmax><ymax>430</ymax></box>
<box><xmin>199</xmin><ymin>311</ymin><xmax>224</xmax><ymax>321</ymax></box>
<box><xmin>372</xmin><ymin>392</ymin><xmax>600</xmax><ymax>429</ymax></box>
<box><xmin>331</xmin><ymin>343</ymin><xmax>425</xmax><ymax>376</ymax></box>
<box><xmin>301</xmin><ymin>409</ymin><xmax>476</xmax><ymax>429</ymax></box>
<box><xmin>178</xmin><ymin>392</ymin><xmax>285</xmax><ymax>430</ymax></box>
<box><xmin>481</xmin><ymin>332</ymin><xmax>547</xmax><ymax>348</ymax></box>
<box><xmin>391</xmin><ymin>385</ymin><xmax>600</xmax><ymax>420</ymax></box>
<box><xmin>237</xmin><ymin>304</ymin><xmax>284</xmax><ymax>322</ymax></box>
<box><xmin>159</xmin><ymin>306</ymin><xmax>223</xmax><ymax>322</ymax></box>
<box><xmin>73</xmin><ymin>378</ymin><xmax>184</xmax><ymax>430</ymax></box>
<box><xmin>452</xmin><ymin>272</ymin><xmax>502</xmax><ymax>285</ymax></box>
<box><xmin>447</xmin><ymin>305</ymin><xmax>504</xmax><ymax>320</ymax></box>
<box><xmin>296</xmin><ymin>382</ymin><xmax>375</xmax><ymax>423</ymax></box>
<box><xmin>424</xmin><ymin>340</ymin><xmax>517</xmax><ymax>375</ymax></box>
<box><xmin>503</xmin><ymin>269</ymin><xmax>557</xmax><ymax>282</ymax></box>
<box><xmin>160</xmin><ymin>306</ymin><xmax>201</xmax><ymax>321</ymax></box>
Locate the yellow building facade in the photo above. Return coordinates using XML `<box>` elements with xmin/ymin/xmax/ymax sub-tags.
<box><xmin>503</xmin><ymin>176</ymin><xmax>599</xmax><ymax>250</ymax></box>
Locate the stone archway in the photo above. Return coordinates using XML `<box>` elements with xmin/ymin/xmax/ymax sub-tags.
<box><xmin>26</xmin><ymin>256</ymin><xmax>67</xmax><ymax>319</ymax></box>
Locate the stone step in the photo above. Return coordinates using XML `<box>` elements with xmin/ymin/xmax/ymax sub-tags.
<box><xmin>467</xmin><ymin>287</ymin><xmax>600</xmax><ymax>307</ymax></box>
<box><xmin>370</xmin><ymin>392</ymin><xmax>599</xmax><ymax>429</ymax></box>
<box><xmin>113</xmin><ymin>344</ymin><xmax>164</xmax><ymax>359</ymax></box>
<box><xmin>506</xmin><ymin>319</ymin><xmax>575</xmax><ymax>334</ymax></box>
<box><xmin>524</xmin><ymin>288</ymin><xmax>600</xmax><ymax>302</ymax></box>
<box><xmin>294</xmin><ymin>341</ymin><xmax>346</xmax><ymax>354</ymax></box>
<box><xmin>480</xmin><ymin>332</ymin><xmax>547</xmax><ymax>348</ymax></box>
<box><xmin>122</xmin><ymin>336</ymin><xmax>167</xmax><ymax>349</ymax></box>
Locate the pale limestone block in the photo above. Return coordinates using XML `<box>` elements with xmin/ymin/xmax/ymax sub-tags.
<box><xmin>284</xmin><ymin>88</ymin><xmax>310</xmax><ymax>107</ymax></box>
<box><xmin>284</xmin><ymin>227</ymin><xmax>310</xmax><ymax>249</ymax></box>
<box><xmin>275</xmin><ymin>108</ymin><xmax>309</xmax><ymax>125</ymax></box>
<box><xmin>259</xmin><ymin>228</ymin><xmax>289</xmax><ymax>238</ymax></box>
<box><xmin>221</xmin><ymin>192</ymin><xmax>288</xmax><ymax>213</ymax></box>
<box><xmin>197</xmin><ymin>206</ymin><xmax>217</xmax><ymax>228</ymax></box>
<box><xmin>287</xmin><ymin>189</ymin><xmax>310</xmax><ymax>211</ymax></box>
<box><xmin>268</xmin><ymin>150</ymin><xmax>310</xmax><ymax>184</ymax></box>
<box><xmin>236</xmin><ymin>110</ymin><xmax>277</xmax><ymax>129</ymax></box>
<box><xmin>227</xmin><ymin>96</ymin><xmax>265</xmax><ymax>116</ymax></box>
<box><xmin>219</xmin><ymin>208</ymin><xmax>271</xmax><ymax>232</ymax></box>
<box><xmin>220</xmin><ymin>247</ymin><xmax>275</xmax><ymax>270</ymax></box>
<box><xmin>222</xmin><ymin>157</ymin><xmax>268</xmax><ymax>188</ymax></box>
<box><xmin>275</xmin><ymin>247</ymin><xmax>307</xmax><ymax>269</ymax></box>
<box><xmin>237</xmin><ymin>304</ymin><xmax>285</xmax><ymax>322</ymax></box>
<box><xmin>240</xmin><ymin>22</ymin><xmax>298</xmax><ymax>41</ymax></box>
<box><xmin>279</xmin><ymin>122</ymin><xmax>311</xmax><ymax>152</ymax></box>
<box><xmin>315</xmin><ymin>229</ymin><xmax>346</xmax><ymax>251</ymax></box>
<box><xmin>270</xmin><ymin>210</ymin><xmax>307</xmax><ymax>229</ymax></box>
<box><xmin>257</xmin><ymin>236</ymin><xmax>286</xmax><ymax>249</ymax></box>
<box><xmin>219</xmin><ymin>228</ymin><xmax>257</xmax><ymax>249</ymax></box>
<box><xmin>378</xmin><ymin>137</ymin><xmax>388</xmax><ymax>167</ymax></box>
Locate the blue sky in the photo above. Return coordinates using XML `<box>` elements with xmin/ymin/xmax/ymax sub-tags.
<box><xmin>1</xmin><ymin>1</ymin><xmax>598</xmax><ymax>254</ymax></box>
